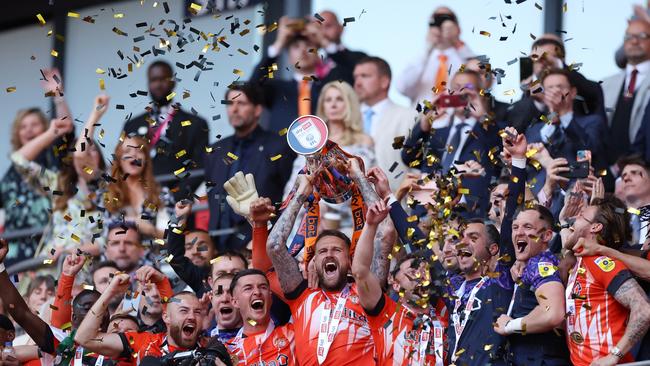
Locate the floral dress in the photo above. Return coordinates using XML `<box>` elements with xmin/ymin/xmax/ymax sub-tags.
<box><xmin>0</xmin><ymin>154</ymin><xmax>54</xmax><ymax>266</ymax></box>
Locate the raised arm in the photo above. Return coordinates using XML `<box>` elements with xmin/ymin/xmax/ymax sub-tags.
<box><xmin>15</xmin><ymin>117</ymin><xmax>73</xmax><ymax>162</ymax></box>
<box><xmin>500</xmin><ymin>127</ymin><xmax>528</xmax><ymax>264</ymax></box>
<box><xmin>574</xmin><ymin>241</ymin><xmax>650</xmax><ymax>281</ymax></box>
<box><xmin>166</xmin><ymin>201</ymin><xmax>210</xmax><ymax>295</ymax></box>
<box><xmin>266</xmin><ymin>175</ymin><xmax>310</xmax><ymax>294</ymax></box>
<box><xmin>75</xmin><ymin>273</ymin><xmax>130</xmax><ymax>358</ymax></box>
<box><xmin>41</xmin><ymin>68</ymin><xmax>72</xmax><ymax>120</ymax></box>
<box><xmin>0</xmin><ymin>240</ymin><xmax>54</xmax><ymax>353</ymax></box>
<box><xmin>349</xmin><ymin>160</ymin><xmax>393</xmax><ymax>287</ymax></box>
<box><xmin>51</xmin><ymin>254</ymin><xmax>86</xmax><ymax>328</ymax></box>
<box><xmin>74</xmin><ymin>95</ymin><xmax>109</xmax><ymax>171</ymax></box>
<box><xmin>351</xmin><ymin>201</ymin><xmax>388</xmax><ymax>311</ymax></box>
<box><xmin>249</xmin><ymin>197</ymin><xmax>275</xmax><ymax>272</ymax></box>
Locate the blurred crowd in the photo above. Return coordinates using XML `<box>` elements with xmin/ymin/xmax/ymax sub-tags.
<box><xmin>0</xmin><ymin>5</ymin><xmax>650</xmax><ymax>366</ymax></box>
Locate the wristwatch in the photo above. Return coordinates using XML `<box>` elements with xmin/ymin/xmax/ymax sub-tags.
<box><xmin>610</xmin><ymin>346</ymin><xmax>624</xmax><ymax>359</ymax></box>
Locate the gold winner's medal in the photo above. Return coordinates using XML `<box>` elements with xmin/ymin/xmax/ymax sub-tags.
<box><xmin>570</xmin><ymin>331</ymin><xmax>584</xmax><ymax>344</ymax></box>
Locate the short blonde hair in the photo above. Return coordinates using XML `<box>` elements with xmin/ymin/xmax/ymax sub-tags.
<box><xmin>10</xmin><ymin>108</ymin><xmax>48</xmax><ymax>151</ymax></box>
<box><xmin>316</xmin><ymin>81</ymin><xmax>363</xmax><ymax>146</ymax></box>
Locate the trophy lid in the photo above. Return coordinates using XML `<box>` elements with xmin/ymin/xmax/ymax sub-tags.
<box><xmin>286</xmin><ymin>115</ymin><xmax>329</xmax><ymax>155</ymax></box>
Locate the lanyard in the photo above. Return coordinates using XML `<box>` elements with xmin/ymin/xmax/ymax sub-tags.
<box><xmin>565</xmin><ymin>258</ymin><xmax>582</xmax><ymax>331</ymax></box>
<box><xmin>150</xmin><ymin>107</ymin><xmax>177</xmax><ymax>147</ymax></box>
<box><xmin>410</xmin><ymin>315</ymin><xmax>444</xmax><ymax>366</ymax></box>
<box><xmin>451</xmin><ymin>277</ymin><xmax>487</xmax><ymax>361</ymax></box>
<box><xmin>230</xmin><ymin>321</ymin><xmax>275</xmax><ymax>365</ymax></box>
<box><xmin>506</xmin><ymin>285</ymin><xmax>519</xmax><ymax>316</ymax></box>
<box><xmin>316</xmin><ymin>285</ymin><xmax>351</xmax><ymax>365</ymax></box>
<box><xmin>73</xmin><ymin>347</ymin><xmax>105</xmax><ymax>366</ymax></box>
<box><xmin>73</xmin><ymin>346</ymin><xmax>83</xmax><ymax>366</ymax></box>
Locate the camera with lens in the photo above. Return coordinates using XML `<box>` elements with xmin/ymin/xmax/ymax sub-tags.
<box><xmin>157</xmin><ymin>344</ymin><xmax>232</xmax><ymax>366</ymax></box>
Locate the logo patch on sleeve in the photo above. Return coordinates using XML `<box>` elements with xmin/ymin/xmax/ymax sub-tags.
<box><xmin>595</xmin><ymin>256</ymin><xmax>615</xmax><ymax>272</ymax></box>
<box><xmin>538</xmin><ymin>262</ymin><xmax>557</xmax><ymax>277</ymax></box>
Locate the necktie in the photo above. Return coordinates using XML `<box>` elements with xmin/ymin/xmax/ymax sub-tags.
<box><xmin>298</xmin><ymin>80</ymin><xmax>311</xmax><ymax>116</ymax></box>
<box><xmin>434</xmin><ymin>54</ymin><xmax>449</xmax><ymax>94</ymax></box>
<box><xmin>626</xmin><ymin>68</ymin><xmax>638</xmax><ymax>98</ymax></box>
<box><xmin>441</xmin><ymin>122</ymin><xmax>467</xmax><ymax>172</ymax></box>
<box><xmin>363</xmin><ymin>108</ymin><xmax>375</xmax><ymax>134</ymax></box>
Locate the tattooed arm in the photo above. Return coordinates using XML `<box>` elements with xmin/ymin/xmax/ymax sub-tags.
<box><xmin>349</xmin><ymin>160</ymin><xmax>393</xmax><ymax>287</ymax></box>
<box><xmin>266</xmin><ymin>175</ymin><xmax>310</xmax><ymax>294</ymax></box>
<box><xmin>611</xmin><ymin>278</ymin><xmax>650</xmax><ymax>355</ymax></box>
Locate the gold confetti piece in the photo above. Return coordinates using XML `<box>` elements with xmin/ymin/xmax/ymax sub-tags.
<box><xmin>67</xmin><ymin>12</ymin><xmax>80</xmax><ymax>18</ymax></box>
<box><xmin>99</xmin><ymin>79</ymin><xmax>105</xmax><ymax>90</ymax></box>
<box><xmin>71</xmin><ymin>233</ymin><xmax>81</xmax><ymax>243</ymax></box>
<box><xmin>61</xmin><ymin>322</ymin><xmax>72</xmax><ymax>330</ymax></box>
<box><xmin>183</xmin><ymin>91</ymin><xmax>190</xmax><ymax>99</ymax></box>
<box><xmin>484</xmin><ymin>344</ymin><xmax>493</xmax><ymax>351</ymax></box>
<box><xmin>270</xmin><ymin>154</ymin><xmax>282</xmax><ymax>161</ymax></box>
<box><xmin>173</xmin><ymin>167</ymin><xmax>186</xmax><ymax>176</ymax></box>
<box><xmin>43</xmin><ymin>259</ymin><xmax>54</xmax><ymax>265</ymax></box>
<box><xmin>406</xmin><ymin>227</ymin><xmax>415</xmax><ymax>239</ymax></box>
<box><xmin>51</xmin><ymin>50</ymin><xmax>59</xmax><ymax>57</ymax></box>
<box><xmin>83</xmin><ymin>166</ymin><xmax>94</xmax><ymax>175</ymax></box>
<box><xmin>96</xmin><ymin>68</ymin><xmax>105</xmax><ymax>74</ymax></box>
<box><xmin>227</xmin><ymin>152</ymin><xmax>239</xmax><ymax>160</ymax></box>
<box><xmin>181</xmin><ymin>120</ymin><xmax>192</xmax><ymax>127</ymax></box>
<box><xmin>172</xmin><ymin>227</ymin><xmax>183</xmax><ymax>235</ymax></box>
<box><xmin>503</xmin><ymin>89</ymin><xmax>515</xmax><ymax>96</ymax></box>
<box><xmin>36</xmin><ymin>14</ymin><xmax>46</xmax><ymax>25</ymax></box>
<box><xmin>205</xmin><ymin>146</ymin><xmax>213</xmax><ymax>153</ymax></box>
<box><xmin>278</xmin><ymin>128</ymin><xmax>288</xmax><ymax>136</ymax></box>
<box><xmin>6</xmin><ymin>87</ymin><xmax>16</xmax><ymax>93</ymax></box>
<box><xmin>63</xmin><ymin>214</ymin><xmax>72</xmax><ymax>222</ymax></box>
<box><xmin>563</xmin><ymin>2</ymin><xmax>568</xmax><ymax>12</ymax></box>
<box><xmin>597</xmin><ymin>169</ymin><xmax>607</xmax><ymax>177</ymax></box>
<box><xmin>175</xmin><ymin>150</ymin><xmax>187</xmax><ymax>158</ymax></box>
<box><xmin>99</xmin><ymin>129</ymin><xmax>105</xmax><ymax>139</ymax></box>
<box><xmin>154</xmin><ymin>239</ymin><xmax>165</xmax><ymax>246</ymax></box>
<box><xmin>525</xmin><ymin>148</ymin><xmax>538</xmax><ymax>158</ymax></box>
<box><xmin>190</xmin><ymin>2</ymin><xmax>202</xmax><ymax>11</ymax></box>
<box><xmin>201</xmin><ymin>44</ymin><xmax>209</xmax><ymax>53</ymax></box>
<box><xmin>114</xmin><ymin>13</ymin><xmax>124</xmax><ymax>19</ymax></box>
<box><xmin>512</xmin><ymin>176</ymin><xmax>519</xmax><ymax>183</ymax></box>
<box><xmin>83</xmin><ymin>284</ymin><xmax>95</xmax><ymax>290</ymax></box>
<box><xmin>163</xmin><ymin>254</ymin><xmax>174</xmax><ymax>263</ymax></box>
<box><xmin>166</xmin><ymin>92</ymin><xmax>176</xmax><ymax>101</ymax></box>
<box><xmin>628</xmin><ymin>207</ymin><xmax>641</xmax><ymax>215</ymax></box>
<box><xmin>247</xmin><ymin>319</ymin><xmax>257</xmax><ymax>326</ymax></box>
<box><xmin>479</xmin><ymin>31</ymin><xmax>491</xmax><ymax>37</ymax></box>
<box><xmin>210</xmin><ymin>257</ymin><xmax>221</xmax><ymax>264</ymax></box>
<box><xmin>458</xmin><ymin>188</ymin><xmax>470</xmax><ymax>194</ymax></box>
<box><xmin>407</xmin><ymin>215</ymin><xmax>418</xmax><ymax>223</ymax></box>
<box><xmin>233</xmin><ymin>69</ymin><xmax>243</xmax><ymax>76</ymax></box>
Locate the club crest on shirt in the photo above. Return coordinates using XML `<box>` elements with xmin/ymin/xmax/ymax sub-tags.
<box><xmin>595</xmin><ymin>256</ymin><xmax>615</xmax><ymax>272</ymax></box>
<box><xmin>274</xmin><ymin>337</ymin><xmax>288</xmax><ymax>348</ymax></box>
<box><xmin>538</xmin><ymin>262</ymin><xmax>557</xmax><ymax>277</ymax></box>
<box><xmin>348</xmin><ymin>295</ymin><xmax>359</xmax><ymax>304</ymax></box>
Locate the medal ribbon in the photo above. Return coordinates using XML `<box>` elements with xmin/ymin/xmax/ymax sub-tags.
<box><xmin>316</xmin><ymin>285</ymin><xmax>351</xmax><ymax>364</ymax></box>
<box><xmin>451</xmin><ymin>277</ymin><xmax>488</xmax><ymax>362</ymax></box>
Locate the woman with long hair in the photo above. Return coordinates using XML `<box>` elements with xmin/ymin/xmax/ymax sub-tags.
<box><xmin>0</xmin><ymin>69</ymin><xmax>72</xmax><ymax>266</ymax></box>
<box><xmin>102</xmin><ymin>132</ymin><xmax>170</xmax><ymax>240</ymax></box>
<box><xmin>11</xmin><ymin>96</ymin><xmax>107</xmax><ymax>259</ymax></box>
<box><xmin>284</xmin><ymin>81</ymin><xmax>376</xmax><ymax>234</ymax></box>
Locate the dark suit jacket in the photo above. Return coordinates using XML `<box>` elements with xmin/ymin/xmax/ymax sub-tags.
<box><xmin>525</xmin><ymin>113</ymin><xmax>607</xmax><ymax>170</ymax></box>
<box><xmin>325</xmin><ymin>48</ymin><xmax>368</xmax><ymax>85</ymax></box>
<box><xmin>401</xmin><ymin>118</ymin><xmax>501</xmax><ymax>218</ymax></box>
<box><xmin>507</xmin><ymin>69</ymin><xmax>605</xmax><ymax>132</ymax></box>
<box><xmin>250</xmin><ymin>50</ymin><xmax>361</xmax><ymax>133</ymax></box>
<box><xmin>632</xmin><ymin>99</ymin><xmax>650</xmax><ymax>162</ymax></box>
<box><xmin>123</xmin><ymin>107</ymin><xmax>209</xmax><ymax>194</ymax></box>
<box><xmin>204</xmin><ymin>126</ymin><xmax>296</xmax><ymax>250</ymax></box>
